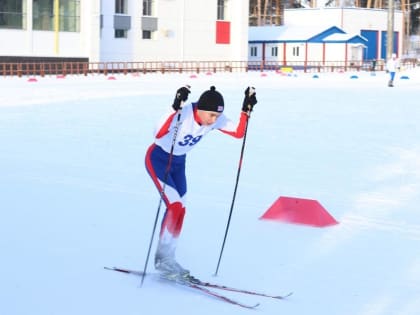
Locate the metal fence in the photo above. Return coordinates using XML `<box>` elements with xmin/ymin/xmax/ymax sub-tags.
<box><xmin>0</xmin><ymin>59</ymin><xmax>418</xmax><ymax>77</ymax></box>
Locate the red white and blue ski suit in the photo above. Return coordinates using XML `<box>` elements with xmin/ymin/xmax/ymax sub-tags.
<box><xmin>145</xmin><ymin>102</ymin><xmax>248</xmax><ymax>258</ymax></box>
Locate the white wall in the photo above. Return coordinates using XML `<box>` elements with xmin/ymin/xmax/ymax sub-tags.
<box><xmin>128</xmin><ymin>0</ymin><xmax>248</xmax><ymax>62</ymax></box>
<box><xmin>0</xmin><ymin>0</ymin><xmax>249</xmax><ymax>63</ymax></box>
<box><xmin>248</xmin><ymin>41</ymin><xmax>363</xmax><ymax>65</ymax></box>
<box><xmin>131</xmin><ymin>0</ymin><xmax>183</xmax><ymax>61</ymax></box>
<box><xmin>99</xmin><ymin>0</ymin><xmax>134</xmax><ymax>62</ymax></box>
<box><xmin>81</xmin><ymin>0</ymin><xmax>101</xmax><ymax>62</ymax></box>
<box><xmin>229</xmin><ymin>0</ymin><xmax>249</xmax><ymax>61</ymax></box>
<box><xmin>307</xmin><ymin>43</ymin><xmax>323</xmax><ymax>62</ymax></box>
<box><xmin>0</xmin><ymin>30</ymin><xmax>28</xmax><ymax>56</ymax></box>
<box><xmin>285</xmin><ymin>8</ymin><xmax>403</xmax><ymax>31</ymax></box>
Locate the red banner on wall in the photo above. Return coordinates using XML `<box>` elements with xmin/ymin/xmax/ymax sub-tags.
<box><xmin>216</xmin><ymin>21</ymin><xmax>230</xmax><ymax>44</ymax></box>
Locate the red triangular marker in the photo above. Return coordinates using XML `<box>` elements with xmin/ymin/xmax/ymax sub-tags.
<box><xmin>260</xmin><ymin>196</ymin><xmax>339</xmax><ymax>228</ymax></box>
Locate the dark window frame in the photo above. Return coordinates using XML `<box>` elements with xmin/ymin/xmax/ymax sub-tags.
<box><xmin>0</xmin><ymin>0</ymin><xmax>25</xmax><ymax>29</ymax></box>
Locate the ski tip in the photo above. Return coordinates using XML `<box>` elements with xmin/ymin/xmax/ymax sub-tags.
<box><xmin>275</xmin><ymin>292</ymin><xmax>293</xmax><ymax>299</ymax></box>
<box><xmin>239</xmin><ymin>302</ymin><xmax>260</xmax><ymax>309</ymax></box>
<box><xmin>104</xmin><ymin>266</ymin><xmax>128</xmax><ymax>273</ymax></box>
<box><xmin>253</xmin><ymin>303</ymin><xmax>261</xmax><ymax>308</ymax></box>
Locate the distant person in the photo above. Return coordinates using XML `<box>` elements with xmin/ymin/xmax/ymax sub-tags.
<box><xmin>145</xmin><ymin>85</ymin><xmax>257</xmax><ymax>279</ymax></box>
<box><xmin>386</xmin><ymin>53</ymin><xmax>399</xmax><ymax>87</ymax></box>
<box><xmin>371</xmin><ymin>59</ymin><xmax>376</xmax><ymax>72</ymax></box>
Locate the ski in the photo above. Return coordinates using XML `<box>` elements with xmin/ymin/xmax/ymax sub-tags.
<box><xmin>192</xmin><ymin>279</ymin><xmax>292</xmax><ymax>299</ymax></box>
<box><xmin>105</xmin><ymin>266</ymin><xmax>291</xmax><ymax>301</ymax></box>
<box><xmin>172</xmin><ymin>280</ymin><xmax>260</xmax><ymax>309</ymax></box>
<box><xmin>105</xmin><ymin>266</ymin><xmax>258</xmax><ymax>309</ymax></box>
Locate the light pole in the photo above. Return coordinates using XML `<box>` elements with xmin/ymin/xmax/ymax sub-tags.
<box><xmin>54</xmin><ymin>0</ymin><xmax>60</xmax><ymax>55</ymax></box>
<box><xmin>386</xmin><ymin>0</ymin><xmax>395</xmax><ymax>59</ymax></box>
<box><xmin>403</xmin><ymin>2</ymin><xmax>411</xmax><ymax>55</ymax></box>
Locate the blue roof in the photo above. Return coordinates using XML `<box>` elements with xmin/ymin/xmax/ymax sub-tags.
<box><xmin>308</xmin><ymin>26</ymin><xmax>345</xmax><ymax>42</ymax></box>
<box><xmin>248</xmin><ymin>25</ymin><xmax>367</xmax><ymax>45</ymax></box>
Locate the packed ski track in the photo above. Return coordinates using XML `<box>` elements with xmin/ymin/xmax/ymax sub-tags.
<box><xmin>1</xmin><ymin>69</ymin><xmax>420</xmax><ymax>315</ymax></box>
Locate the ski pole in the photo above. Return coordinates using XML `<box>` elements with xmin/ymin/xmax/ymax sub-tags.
<box><xmin>140</xmin><ymin>109</ymin><xmax>183</xmax><ymax>286</ymax></box>
<box><xmin>214</xmin><ymin>89</ymin><xmax>255</xmax><ymax>276</ymax></box>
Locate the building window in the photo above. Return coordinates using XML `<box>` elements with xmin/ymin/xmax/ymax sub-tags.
<box><xmin>60</xmin><ymin>0</ymin><xmax>80</xmax><ymax>32</ymax></box>
<box><xmin>250</xmin><ymin>46</ymin><xmax>258</xmax><ymax>57</ymax></box>
<box><xmin>0</xmin><ymin>0</ymin><xmax>26</xmax><ymax>29</ymax></box>
<box><xmin>33</xmin><ymin>0</ymin><xmax>53</xmax><ymax>30</ymax></box>
<box><xmin>271</xmin><ymin>46</ymin><xmax>278</xmax><ymax>57</ymax></box>
<box><xmin>142</xmin><ymin>1</ymin><xmax>155</xmax><ymax>39</ymax></box>
<box><xmin>143</xmin><ymin>0</ymin><xmax>153</xmax><ymax>16</ymax></box>
<box><xmin>217</xmin><ymin>0</ymin><xmax>227</xmax><ymax>20</ymax></box>
<box><xmin>115</xmin><ymin>29</ymin><xmax>127</xmax><ymax>38</ymax></box>
<box><xmin>293</xmin><ymin>46</ymin><xmax>300</xmax><ymax>56</ymax></box>
<box><xmin>33</xmin><ymin>0</ymin><xmax>80</xmax><ymax>32</ymax></box>
<box><xmin>142</xmin><ymin>30</ymin><xmax>151</xmax><ymax>39</ymax></box>
<box><xmin>115</xmin><ymin>0</ymin><xmax>127</xmax><ymax>14</ymax></box>
<box><xmin>114</xmin><ymin>0</ymin><xmax>128</xmax><ymax>38</ymax></box>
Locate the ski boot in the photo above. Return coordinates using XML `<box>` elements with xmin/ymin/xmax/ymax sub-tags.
<box><xmin>155</xmin><ymin>255</ymin><xmax>190</xmax><ymax>280</ymax></box>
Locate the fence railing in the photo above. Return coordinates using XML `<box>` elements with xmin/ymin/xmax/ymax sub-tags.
<box><xmin>0</xmin><ymin>59</ymin><xmax>418</xmax><ymax>77</ymax></box>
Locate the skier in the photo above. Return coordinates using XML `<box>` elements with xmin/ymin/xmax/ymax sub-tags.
<box><xmin>386</xmin><ymin>53</ymin><xmax>399</xmax><ymax>87</ymax></box>
<box><xmin>145</xmin><ymin>85</ymin><xmax>257</xmax><ymax>278</ymax></box>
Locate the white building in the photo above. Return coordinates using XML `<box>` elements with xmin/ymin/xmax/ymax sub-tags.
<box><xmin>0</xmin><ymin>1</ymin><xmax>98</xmax><ymax>61</ymax></box>
<box><xmin>248</xmin><ymin>25</ymin><xmax>367</xmax><ymax>68</ymax></box>
<box><xmin>284</xmin><ymin>8</ymin><xmax>404</xmax><ymax>60</ymax></box>
<box><xmin>0</xmin><ymin>0</ymin><xmax>249</xmax><ymax>63</ymax></box>
<box><xmin>247</xmin><ymin>8</ymin><xmax>404</xmax><ymax>69</ymax></box>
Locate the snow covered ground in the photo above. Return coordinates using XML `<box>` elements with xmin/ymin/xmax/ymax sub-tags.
<box><xmin>1</xmin><ymin>68</ymin><xmax>419</xmax><ymax>315</ymax></box>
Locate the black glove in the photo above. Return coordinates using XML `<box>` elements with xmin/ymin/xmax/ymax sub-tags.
<box><xmin>172</xmin><ymin>85</ymin><xmax>191</xmax><ymax>111</ymax></box>
<box><xmin>242</xmin><ymin>87</ymin><xmax>257</xmax><ymax>113</ymax></box>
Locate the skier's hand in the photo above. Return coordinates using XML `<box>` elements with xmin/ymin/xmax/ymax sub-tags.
<box><xmin>242</xmin><ymin>87</ymin><xmax>257</xmax><ymax>113</ymax></box>
<box><xmin>172</xmin><ymin>85</ymin><xmax>191</xmax><ymax>111</ymax></box>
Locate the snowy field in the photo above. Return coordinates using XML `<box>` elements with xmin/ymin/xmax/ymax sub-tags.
<box><xmin>1</xmin><ymin>68</ymin><xmax>419</xmax><ymax>315</ymax></box>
